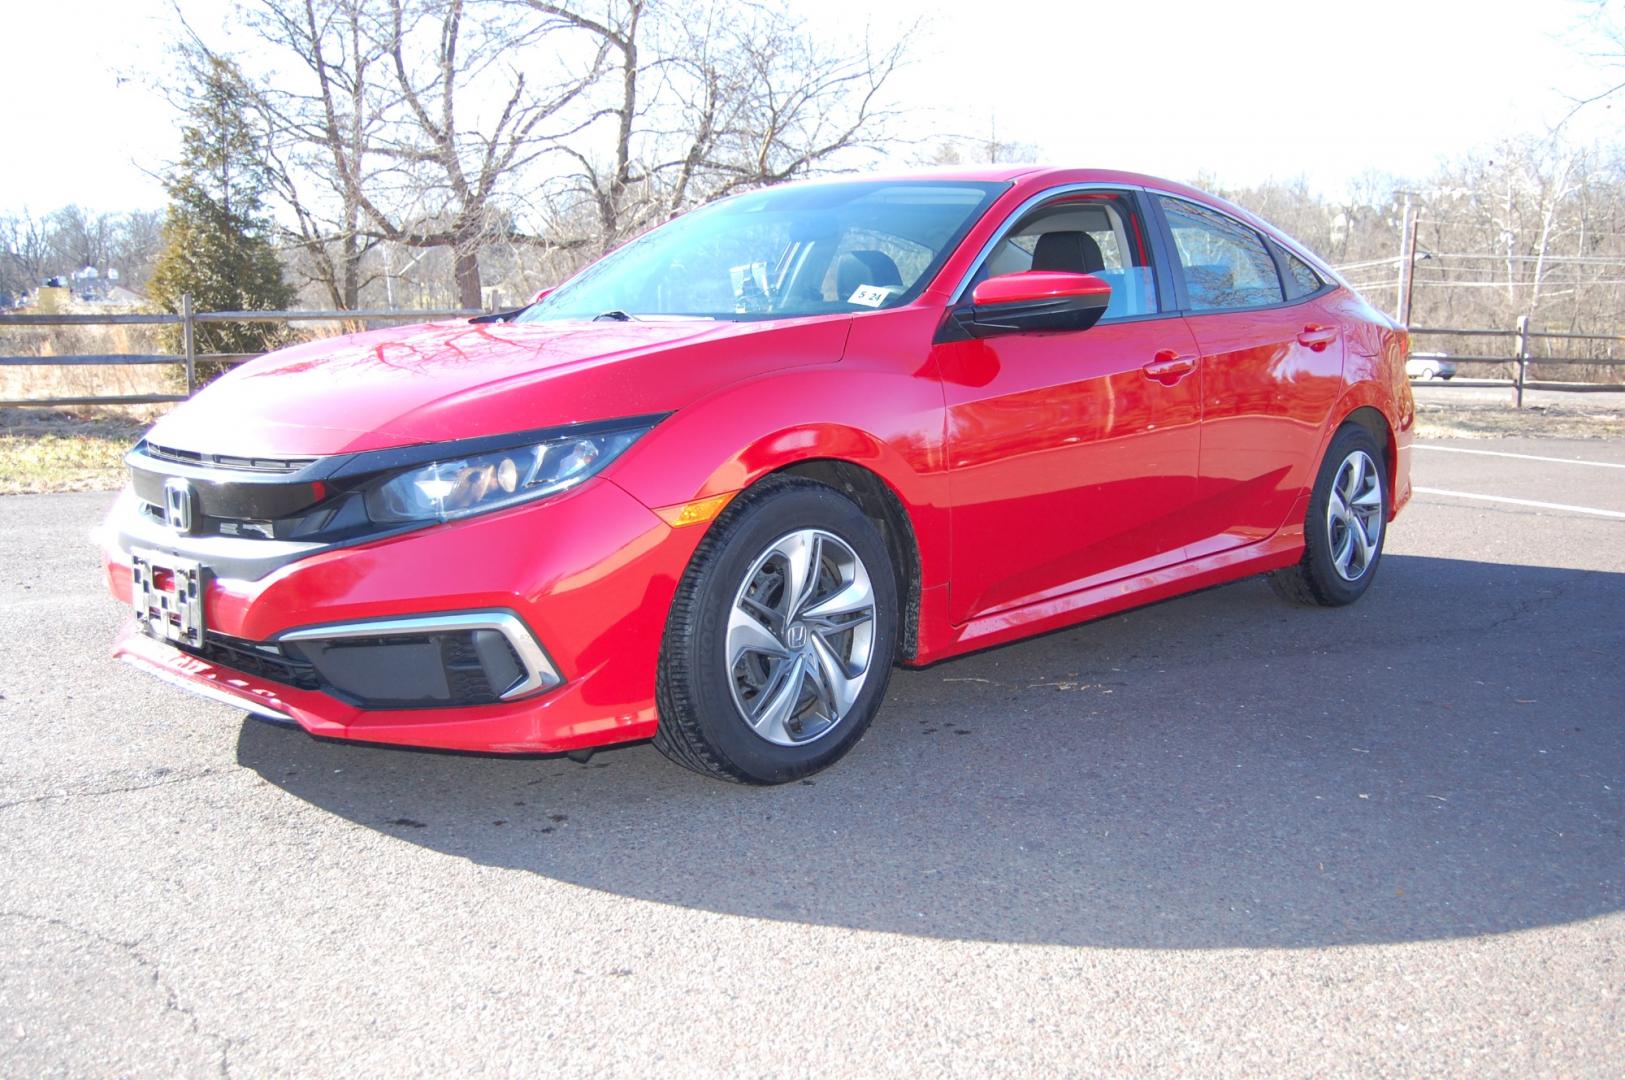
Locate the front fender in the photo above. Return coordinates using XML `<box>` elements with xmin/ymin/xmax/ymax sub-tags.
<box><xmin>607</xmin><ymin>356</ymin><xmax>951</xmax><ymax>589</ymax></box>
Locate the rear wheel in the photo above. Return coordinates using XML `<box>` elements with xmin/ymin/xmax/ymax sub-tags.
<box><xmin>1269</xmin><ymin>423</ymin><xmax>1389</xmax><ymax>607</ymax></box>
<box><xmin>655</xmin><ymin>477</ymin><xmax>898</xmax><ymax>784</ymax></box>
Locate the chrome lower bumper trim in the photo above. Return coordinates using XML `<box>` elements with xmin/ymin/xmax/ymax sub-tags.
<box><xmin>120</xmin><ymin>654</ymin><xmax>296</xmax><ymax>723</ymax></box>
<box><xmin>275</xmin><ymin>610</ymin><xmax>561</xmax><ymax>700</ymax></box>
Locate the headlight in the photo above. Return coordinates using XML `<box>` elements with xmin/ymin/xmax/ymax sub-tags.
<box><xmin>364</xmin><ymin>421</ymin><xmax>654</xmax><ymax>525</ymax></box>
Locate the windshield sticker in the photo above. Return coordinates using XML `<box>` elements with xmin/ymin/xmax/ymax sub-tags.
<box><xmin>848</xmin><ymin>284</ymin><xmax>894</xmax><ymax>308</ymax></box>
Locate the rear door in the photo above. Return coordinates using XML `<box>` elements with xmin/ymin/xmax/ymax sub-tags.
<box><xmin>1151</xmin><ymin>195</ymin><xmax>1345</xmax><ymax>559</ymax></box>
<box><xmin>934</xmin><ymin>188</ymin><xmax>1204</xmax><ymax>624</ymax></box>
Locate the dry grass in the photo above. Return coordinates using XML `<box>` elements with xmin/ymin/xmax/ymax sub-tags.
<box><xmin>1414</xmin><ymin>400</ymin><xmax>1625</xmax><ymax>440</ymax></box>
<box><xmin>0</xmin><ymin>406</ymin><xmax>154</xmax><ymax>495</ymax></box>
<box><xmin>0</xmin><ymin>315</ymin><xmax>179</xmax><ymax>403</ymax></box>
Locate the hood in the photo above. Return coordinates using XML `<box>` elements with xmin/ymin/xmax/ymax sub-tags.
<box><xmin>144</xmin><ymin>316</ymin><xmax>853</xmax><ymax>457</ymax></box>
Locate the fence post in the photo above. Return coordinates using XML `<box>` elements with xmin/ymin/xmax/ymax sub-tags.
<box><xmin>181</xmin><ymin>293</ymin><xmax>197</xmax><ymax>397</ymax></box>
<box><xmin>1513</xmin><ymin>314</ymin><xmax>1530</xmax><ymax>409</ymax></box>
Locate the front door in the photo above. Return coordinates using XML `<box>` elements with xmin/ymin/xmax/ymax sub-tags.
<box><xmin>936</xmin><ymin>190</ymin><xmax>1204</xmax><ymax>624</ymax></box>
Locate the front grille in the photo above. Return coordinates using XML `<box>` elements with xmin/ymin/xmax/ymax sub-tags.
<box><xmin>181</xmin><ymin>633</ymin><xmax>321</xmax><ymax>691</ymax></box>
<box><xmin>129</xmin><ymin>442</ymin><xmax>338</xmax><ymax>534</ymax></box>
<box><xmin>145</xmin><ymin>442</ymin><xmax>317</xmax><ymax>474</ymax></box>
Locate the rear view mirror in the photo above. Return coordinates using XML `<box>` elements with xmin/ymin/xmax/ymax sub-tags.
<box><xmin>961</xmin><ymin>271</ymin><xmax>1112</xmax><ymax>338</ymax></box>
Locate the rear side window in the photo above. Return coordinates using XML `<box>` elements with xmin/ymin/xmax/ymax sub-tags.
<box><xmin>1156</xmin><ymin>196</ymin><xmax>1284</xmax><ymax>311</ymax></box>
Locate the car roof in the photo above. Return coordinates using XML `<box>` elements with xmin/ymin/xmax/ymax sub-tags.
<box><xmin>797</xmin><ymin>165</ymin><xmax>1190</xmax><ymax>187</ymax></box>
<box><xmin>741</xmin><ymin>167</ymin><xmax>1346</xmax><ymax>284</ymax></box>
<box><xmin>788</xmin><ymin>167</ymin><xmax>1250</xmax><ymax>218</ymax></box>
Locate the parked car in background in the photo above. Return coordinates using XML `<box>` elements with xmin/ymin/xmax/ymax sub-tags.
<box><xmin>1407</xmin><ymin>352</ymin><xmax>1457</xmax><ymax>380</ymax></box>
<box><xmin>101</xmin><ymin>168</ymin><xmax>1414</xmax><ymax>784</ymax></box>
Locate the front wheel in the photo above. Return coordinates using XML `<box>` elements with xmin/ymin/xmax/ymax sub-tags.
<box><xmin>654</xmin><ymin>477</ymin><xmax>898</xmax><ymax>784</ymax></box>
<box><xmin>1269</xmin><ymin>423</ymin><xmax>1389</xmax><ymax>607</ymax></box>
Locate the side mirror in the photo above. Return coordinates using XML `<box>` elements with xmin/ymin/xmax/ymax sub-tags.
<box><xmin>961</xmin><ymin>271</ymin><xmax>1111</xmax><ymax>338</ymax></box>
<box><xmin>531</xmin><ymin>286</ymin><xmax>554</xmax><ymax>304</ymax></box>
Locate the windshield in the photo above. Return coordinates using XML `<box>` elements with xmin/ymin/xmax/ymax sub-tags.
<box><xmin>521</xmin><ymin>180</ymin><xmax>1005</xmax><ymax>322</ymax></box>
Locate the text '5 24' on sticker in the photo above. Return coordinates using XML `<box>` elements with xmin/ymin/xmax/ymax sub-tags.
<box><xmin>848</xmin><ymin>285</ymin><xmax>894</xmax><ymax>308</ymax></box>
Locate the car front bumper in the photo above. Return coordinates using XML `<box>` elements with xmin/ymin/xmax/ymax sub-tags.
<box><xmin>101</xmin><ymin>477</ymin><xmax>705</xmax><ymax>753</ymax></box>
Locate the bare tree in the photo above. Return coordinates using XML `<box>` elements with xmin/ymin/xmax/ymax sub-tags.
<box><xmin>919</xmin><ymin>118</ymin><xmax>1037</xmax><ymax>168</ymax></box>
<box><xmin>522</xmin><ymin>0</ymin><xmax>909</xmax><ymax>251</ymax></box>
<box><xmin>0</xmin><ymin>211</ymin><xmax>52</xmax><ymax>297</ymax></box>
<box><xmin>361</xmin><ymin>0</ymin><xmax>600</xmax><ymax>307</ymax></box>
<box><xmin>248</xmin><ymin>0</ymin><xmax>392</xmax><ymax>310</ymax></box>
<box><xmin>173</xmin><ymin>0</ymin><xmax>386</xmax><ymax>311</ymax></box>
<box><xmin>0</xmin><ymin>208</ymin><xmax>167</xmax><ymax>299</ymax></box>
<box><xmin>1213</xmin><ymin>136</ymin><xmax>1625</xmax><ymax>380</ymax></box>
<box><xmin>45</xmin><ymin>207</ymin><xmax>118</xmax><ymax>276</ymax></box>
<box><xmin>172</xmin><ymin>0</ymin><xmax>907</xmax><ymax>306</ymax></box>
<box><xmin>1563</xmin><ymin>0</ymin><xmax>1625</xmax><ymax>121</ymax></box>
<box><xmin>184</xmin><ymin>0</ymin><xmax>600</xmax><ymax>309</ymax></box>
<box><xmin>111</xmin><ymin>210</ymin><xmax>166</xmax><ymax>288</ymax></box>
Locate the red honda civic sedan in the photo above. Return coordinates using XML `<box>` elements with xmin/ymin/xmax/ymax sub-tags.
<box><xmin>101</xmin><ymin>168</ymin><xmax>1412</xmax><ymax>783</ymax></box>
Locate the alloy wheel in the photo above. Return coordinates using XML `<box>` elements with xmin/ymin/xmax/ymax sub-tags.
<box><xmin>725</xmin><ymin>528</ymin><xmax>877</xmax><ymax>746</ymax></box>
<box><xmin>1326</xmin><ymin>449</ymin><xmax>1383</xmax><ymax>581</ymax></box>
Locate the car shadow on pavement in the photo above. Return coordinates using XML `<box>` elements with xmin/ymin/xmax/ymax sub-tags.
<box><xmin>235</xmin><ymin>554</ymin><xmax>1625</xmax><ymax>949</ymax></box>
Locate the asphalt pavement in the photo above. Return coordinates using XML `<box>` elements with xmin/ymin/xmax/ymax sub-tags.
<box><xmin>1</xmin><ymin>436</ymin><xmax>1621</xmax><ymax>1077</ymax></box>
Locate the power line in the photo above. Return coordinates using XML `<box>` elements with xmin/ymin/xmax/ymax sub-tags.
<box><xmin>1331</xmin><ymin>256</ymin><xmax>1404</xmax><ymax>271</ymax></box>
<box><xmin>1334</xmin><ymin>253</ymin><xmax>1625</xmax><ymax>273</ymax></box>
<box><xmin>1414</xmin><ymin>219</ymin><xmax>1625</xmax><ymax>238</ymax></box>
<box><xmin>1421</xmin><ymin>254</ymin><xmax>1625</xmax><ymax>264</ymax></box>
<box><xmin>1347</xmin><ymin>278</ymin><xmax>1625</xmax><ymax>289</ymax></box>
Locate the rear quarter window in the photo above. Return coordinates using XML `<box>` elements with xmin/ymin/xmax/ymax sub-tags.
<box><xmin>1273</xmin><ymin>241</ymin><xmax>1325</xmax><ymax>300</ymax></box>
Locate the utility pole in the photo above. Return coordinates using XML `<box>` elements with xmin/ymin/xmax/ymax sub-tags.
<box><xmin>1395</xmin><ymin>192</ymin><xmax>1417</xmax><ymax>325</ymax></box>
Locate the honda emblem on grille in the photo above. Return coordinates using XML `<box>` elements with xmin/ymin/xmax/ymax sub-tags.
<box><xmin>162</xmin><ymin>477</ymin><xmax>197</xmax><ymax>533</ymax></box>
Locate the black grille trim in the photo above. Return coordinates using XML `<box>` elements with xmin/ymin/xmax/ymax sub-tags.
<box><xmin>145</xmin><ymin>442</ymin><xmax>318</xmax><ymax>474</ymax></box>
<box><xmin>180</xmin><ymin>633</ymin><xmax>321</xmax><ymax>691</ymax></box>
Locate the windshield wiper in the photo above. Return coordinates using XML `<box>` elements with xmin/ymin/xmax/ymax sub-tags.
<box><xmin>592</xmin><ymin>309</ymin><xmax>637</xmax><ymax>322</ymax></box>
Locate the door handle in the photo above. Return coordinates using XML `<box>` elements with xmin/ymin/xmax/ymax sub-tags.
<box><xmin>1297</xmin><ymin>325</ymin><xmax>1339</xmax><ymax>351</ymax></box>
<box><xmin>1142</xmin><ymin>349</ymin><xmax>1197</xmax><ymax>385</ymax></box>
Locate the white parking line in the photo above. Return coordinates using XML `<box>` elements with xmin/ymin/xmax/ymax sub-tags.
<box><xmin>1413</xmin><ymin>486</ymin><xmax>1625</xmax><ymax>520</ymax></box>
<box><xmin>1415</xmin><ymin>444</ymin><xmax>1625</xmax><ymax>469</ymax></box>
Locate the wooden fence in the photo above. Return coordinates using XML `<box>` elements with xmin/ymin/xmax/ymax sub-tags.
<box><xmin>2</xmin><ymin>298</ymin><xmax>1622</xmax><ymax>409</ymax></box>
<box><xmin>0</xmin><ymin>295</ymin><xmax>478</xmax><ymax>407</ymax></box>
<box><xmin>1408</xmin><ymin>318</ymin><xmax>1625</xmax><ymax>407</ymax></box>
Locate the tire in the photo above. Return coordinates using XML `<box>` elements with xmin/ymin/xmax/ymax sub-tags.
<box><xmin>1268</xmin><ymin>423</ymin><xmax>1389</xmax><ymax>607</ymax></box>
<box><xmin>1417</xmin><ymin>365</ymin><xmax>1436</xmax><ymax>381</ymax></box>
<box><xmin>654</xmin><ymin>477</ymin><xmax>899</xmax><ymax>784</ymax></box>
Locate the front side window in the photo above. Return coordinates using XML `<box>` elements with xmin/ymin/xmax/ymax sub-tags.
<box><xmin>1157</xmin><ymin>196</ymin><xmax>1285</xmax><ymax>311</ymax></box>
<box><xmin>521</xmin><ymin>181</ymin><xmax>1004</xmax><ymax>322</ymax></box>
<box><xmin>974</xmin><ymin>192</ymin><xmax>1160</xmax><ymax>318</ymax></box>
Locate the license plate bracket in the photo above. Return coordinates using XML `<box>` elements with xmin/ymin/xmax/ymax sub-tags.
<box><xmin>131</xmin><ymin>548</ymin><xmax>206</xmax><ymax>647</ymax></box>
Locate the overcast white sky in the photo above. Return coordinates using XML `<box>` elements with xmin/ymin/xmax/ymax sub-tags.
<box><xmin>1</xmin><ymin>0</ymin><xmax>1618</xmax><ymax>213</ymax></box>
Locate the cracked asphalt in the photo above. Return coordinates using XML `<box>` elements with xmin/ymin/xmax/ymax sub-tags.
<box><xmin>2</xmin><ymin>436</ymin><xmax>1622</xmax><ymax>1076</ymax></box>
